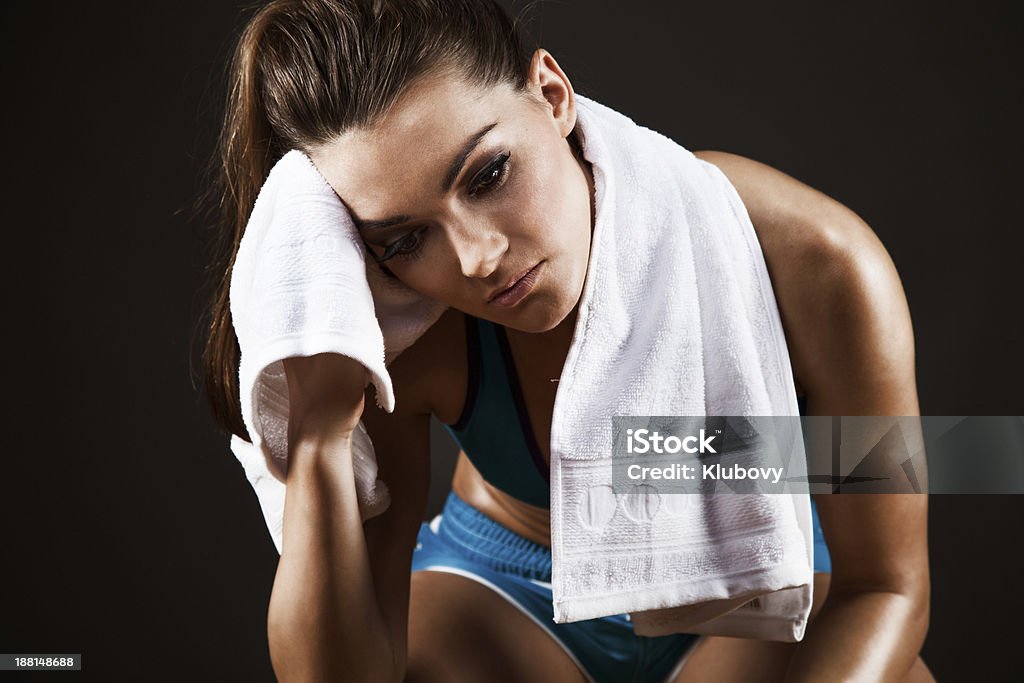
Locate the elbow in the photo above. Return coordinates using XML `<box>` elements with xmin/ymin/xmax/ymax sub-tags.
<box><xmin>896</xmin><ymin>562</ymin><xmax>931</xmax><ymax>642</ymax></box>
<box><xmin>896</xmin><ymin>582</ymin><xmax>931</xmax><ymax>655</ymax></box>
<box><xmin>831</xmin><ymin>573</ymin><xmax>932</xmax><ymax>648</ymax></box>
<box><xmin>266</xmin><ymin>614</ymin><xmax>335</xmax><ymax>683</ymax></box>
<box><xmin>909</xmin><ymin>574</ymin><xmax>931</xmax><ymax>645</ymax></box>
<box><xmin>267</xmin><ymin>614</ymin><xmax>404</xmax><ymax>683</ymax></box>
<box><xmin>266</xmin><ymin>620</ymin><xmax>305</xmax><ymax>683</ymax></box>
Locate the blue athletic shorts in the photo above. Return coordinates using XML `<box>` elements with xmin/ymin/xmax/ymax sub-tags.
<box><xmin>411</xmin><ymin>491</ymin><xmax>700</xmax><ymax>683</ymax></box>
<box><xmin>409</xmin><ymin>491</ymin><xmax>831</xmax><ymax>683</ymax></box>
<box><xmin>411</xmin><ymin>492</ymin><xmax>832</xmax><ymax>683</ymax></box>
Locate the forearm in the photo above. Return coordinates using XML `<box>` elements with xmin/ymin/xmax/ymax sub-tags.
<box><xmin>267</xmin><ymin>435</ymin><xmax>398</xmax><ymax>683</ymax></box>
<box><xmin>784</xmin><ymin>587</ymin><xmax>929</xmax><ymax>682</ymax></box>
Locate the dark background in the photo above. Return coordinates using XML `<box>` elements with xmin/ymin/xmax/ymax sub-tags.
<box><xmin>2</xmin><ymin>1</ymin><xmax>1021</xmax><ymax>680</ymax></box>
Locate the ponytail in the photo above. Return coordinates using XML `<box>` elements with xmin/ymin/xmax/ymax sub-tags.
<box><xmin>201</xmin><ymin>9</ymin><xmax>280</xmax><ymax>440</ymax></box>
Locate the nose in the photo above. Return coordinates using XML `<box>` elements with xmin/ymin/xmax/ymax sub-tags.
<box><xmin>450</xmin><ymin>221</ymin><xmax>507</xmax><ymax>279</ymax></box>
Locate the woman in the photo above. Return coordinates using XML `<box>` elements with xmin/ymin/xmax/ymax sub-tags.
<box><xmin>203</xmin><ymin>1</ymin><xmax>933</xmax><ymax>681</ymax></box>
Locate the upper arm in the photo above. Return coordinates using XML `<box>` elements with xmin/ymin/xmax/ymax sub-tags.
<box><xmin>696</xmin><ymin>151</ymin><xmax>929</xmax><ymax>599</ymax></box>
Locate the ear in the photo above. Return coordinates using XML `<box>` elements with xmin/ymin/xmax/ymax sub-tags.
<box><xmin>527</xmin><ymin>48</ymin><xmax>577</xmax><ymax>139</ymax></box>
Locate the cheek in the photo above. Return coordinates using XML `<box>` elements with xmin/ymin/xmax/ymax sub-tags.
<box><xmin>402</xmin><ymin>268</ymin><xmax>454</xmax><ymax>301</ymax></box>
<box><xmin>510</xmin><ymin>147</ymin><xmax>582</xmax><ymax>242</ymax></box>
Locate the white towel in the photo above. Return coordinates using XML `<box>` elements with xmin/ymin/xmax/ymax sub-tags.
<box><xmin>227</xmin><ymin>94</ymin><xmax>813</xmax><ymax>642</ymax></box>
<box><xmin>549</xmin><ymin>97</ymin><xmax>813</xmax><ymax>641</ymax></box>
<box><xmin>228</xmin><ymin>149</ymin><xmax>444</xmax><ymax>546</ymax></box>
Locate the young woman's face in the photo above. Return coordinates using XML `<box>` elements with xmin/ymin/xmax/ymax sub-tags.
<box><xmin>308</xmin><ymin>51</ymin><xmax>594</xmax><ymax>333</ymax></box>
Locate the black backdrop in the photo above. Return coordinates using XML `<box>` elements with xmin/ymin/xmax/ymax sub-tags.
<box><xmin>1</xmin><ymin>1</ymin><xmax>1021</xmax><ymax>681</ymax></box>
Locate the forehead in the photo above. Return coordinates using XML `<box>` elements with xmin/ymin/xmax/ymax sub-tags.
<box><xmin>309</xmin><ymin>74</ymin><xmax>520</xmax><ymax>216</ymax></box>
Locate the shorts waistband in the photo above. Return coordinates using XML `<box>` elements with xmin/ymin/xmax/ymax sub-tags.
<box><xmin>436</xmin><ymin>491</ymin><xmax>553</xmax><ymax>582</ymax></box>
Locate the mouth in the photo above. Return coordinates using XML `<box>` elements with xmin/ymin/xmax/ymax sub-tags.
<box><xmin>488</xmin><ymin>261</ymin><xmax>544</xmax><ymax>307</ymax></box>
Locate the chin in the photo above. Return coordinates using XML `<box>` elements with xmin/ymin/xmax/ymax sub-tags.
<box><xmin>523</xmin><ymin>314</ymin><xmax>562</xmax><ymax>334</ymax></box>
<box><xmin>514</xmin><ymin>290</ymin><xmax>578</xmax><ymax>334</ymax></box>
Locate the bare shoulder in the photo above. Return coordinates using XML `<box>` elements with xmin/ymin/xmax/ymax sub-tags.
<box><xmin>693</xmin><ymin>150</ymin><xmax>876</xmax><ymax>264</ymax></box>
<box><xmin>371</xmin><ymin>305</ymin><xmax>467</xmax><ymax>424</ymax></box>
<box><xmin>693</xmin><ymin>151</ymin><xmax>917</xmax><ymax>412</ymax></box>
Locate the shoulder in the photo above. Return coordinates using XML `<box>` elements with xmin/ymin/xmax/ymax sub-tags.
<box><xmin>693</xmin><ymin>150</ymin><xmax>867</xmax><ymax>266</ymax></box>
<box><xmin>694</xmin><ymin>151</ymin><xmax>917</xmax><ymax>413</ymax></box>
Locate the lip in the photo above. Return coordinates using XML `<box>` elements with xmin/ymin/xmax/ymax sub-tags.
<box><xmin>488</xmin><ymin>261</ymin><xmax>544</xmax><ymax>307</ymax></box>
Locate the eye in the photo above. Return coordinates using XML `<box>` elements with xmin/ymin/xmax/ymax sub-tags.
<box><xmin>469</xmin><ymin>151</ymin><xmax>512</xmax><ymax>197</ymax></box>
<box><xmin>374</xmin><ymin>228</ymin><xmax>427</xmax><ymax>263</ymax></box>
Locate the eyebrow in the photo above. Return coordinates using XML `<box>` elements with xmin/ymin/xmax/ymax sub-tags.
<box><xmin>352</xmin><ymin>214</ymin><xmax>413</xmax><ymax>231</ymax></box>
<box><xmin>350</xmin><ymin>121</ymin><xmax>499</xmax><ymax>231</ymax></box>
<box><xmin>441</xmin><ymin>121</ymin><xmax>499</xmax><ymax>193</ymax></box>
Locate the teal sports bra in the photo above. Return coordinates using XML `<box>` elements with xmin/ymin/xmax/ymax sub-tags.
<box><xmin>442</xmin><ymin>314</ymin><xmax>551</xmax><ymax>508</ymax></box>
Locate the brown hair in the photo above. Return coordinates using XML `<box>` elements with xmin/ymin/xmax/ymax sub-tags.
<box><xmin>201</xmin><ymin>0</ymin><xmax>534</xmax><ymax>440</ymax></box>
